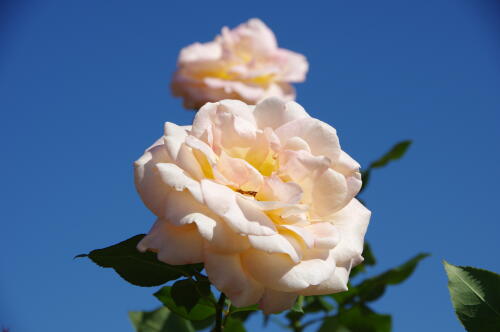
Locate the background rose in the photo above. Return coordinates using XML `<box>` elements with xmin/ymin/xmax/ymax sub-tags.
<box><xmin>171</xmin><ymin>19</ymin><xmax>308</xmax><ymax>110</ymax></box>
<box><xmin>135</xmin><ymin>97</ymin><xmax>370</xmax><ymax>313</ymax></box>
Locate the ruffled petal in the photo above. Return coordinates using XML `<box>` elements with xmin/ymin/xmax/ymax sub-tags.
<box><xmin>137</xmin><ymin>219</ymin><xmax>203</xmax><ymax>265</ymax></box>
<box><xmin>156</xmin><ymin>163</ymin><xmax>203</xmax><ymax>203</ymax></box>
<box><xmin>259</xmin><ymin>289</ymin><xmax>297</xmax><ymax>314</ymax></box>
<box><xmin>256</xmin><ymin>174</ymin><xmax>302</xmax><ymax>204</ymax></box>
<box><xmin>298</xmin><ymin>260</ymin><xmax>351</xmax><ymax>296</ymax></box>
<box><xmin>248</xmin><ymin>233</ymin><xmax>301</xmax><ymax>263</ymax></box>
<box><xmin>204</xmin><ymin>249</ymin><xmax>264</xmax><ymax>307</ymax></box>
<box><xmin>214</xmin><ymin>152</ymin><xmax>263</xmax><ymax>192</ymax></box>
<box><xmin>331</xmin><ymin>199</ymin><xmax>371</xmax><ymax>266</ymax></box>
<box><xmin>134</xmin><ymin>141</ymin><xmax>172</xmax><ymax>218</ymax></box>
<box><xmin>305</xmin><ymin>222</ymin><xmax>341</xmax><ymax>249</ymax></box>
<box><xmin>311</xmin><ymin>169</ymin><xmax>349</xmax><ymax>217</ymax></box>
<box><xmin>275</xmin><ymin>118</ymin><xmax>341</xmax><ymax>163</ymax></box>
<box><xmin>201</xmin><ymin>180</ymin><xmax>276</xmax><ymax>236</ymax></box>
<box><xmin>241</xmin><ymin>248</ymin><xmax>335</xmax><ymax>292</ymax></box>
<box><xmin>275</xmin><ymin>49</ymin><xmax>309</xmax><ymax>82</ymax></box>
<box><xmin>253</xmin><ymin>97</ymin><xmax>309</xmax><ymax>130</ymax></box>
<box><xmin>178</xmin><ymin>41</ymin><xmax>222</xmax><ymax>63</ymax></box>
<box><xmin>163</xmin><ymin>190</ymin><xmax>250</xmax><ymax>253</ymax></box>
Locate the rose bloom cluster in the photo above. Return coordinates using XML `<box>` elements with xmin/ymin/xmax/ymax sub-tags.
<box><xmin>171</xmin><ymin>19</ymin><xmax>308</xmax><ymax>110</ymax></box>
<box><xmin>135</xmin><ymin>97</ymin><xmax>370</xmax><ymax>313</ymax></box>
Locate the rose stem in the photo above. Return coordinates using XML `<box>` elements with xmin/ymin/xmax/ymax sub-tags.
<box><xmin>214</xmin><ymin>292</ymin><xmax>227</xmax><ymax>332</ymax></box>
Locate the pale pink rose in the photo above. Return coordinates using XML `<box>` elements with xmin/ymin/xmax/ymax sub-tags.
<box><xmin>171</xmin><ymin>19</ymin><xmax>309</xmax><ymax>110</ymax></box>
<box><xmin>135</xmin><ymin>97</ymin><xmax>370</xmax><ymax>314</ymax></box>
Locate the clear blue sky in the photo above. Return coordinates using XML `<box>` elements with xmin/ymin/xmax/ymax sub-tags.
<box><xmin>1</xmin><ymin>1</ymin><xmax>499</xmax><ymax>331</ymax></box>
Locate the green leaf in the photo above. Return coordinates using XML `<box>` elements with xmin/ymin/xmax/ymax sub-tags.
<box><xmin>230</xmin><ymin>304</ymin><xmax>259</xmax><ymax>314</ymax></box>
<box><xmin>360</xmin><ymin>140</ymin><xmax>412</xmax><ymax>192</ymax></box>
<box><xmin>76</xmin><ymin>234</ymin><xmax>201</xmax><ymax>287</ymax></box>
<box><xmin>171</xmin><ymin>279</ymin><xmax>202</xmax><ymax>313</ymax></box>
<box><xmin>190</xmin><ymin>315</ymin><xmax>214</xmax><ymax>331</ymax></box>
<box><xmin>370</xmin><ymin>140</ymin><xmax>412</xmax><ymax>169</ymax></box>
<box><xmin>155</xmin><ymin>286</ymin><xmax>215</xmax><ymax>321</ymax></box>
<box><xmin>444</xmin><ymin>261</ymin><xmax>500</xmax><ymax>331</ymax></box>
<box><xmin>224</xmin><ymin>317</ymin><xmax>246</xmax><ymax>332</ymax></box>
<box><xmin>129</xmin><ymin>306</ymin><xmax>195</xmax><ymax>332</ymax></box>
<box><xmin>319</xmin><ymin>306</ymin><xmax>391</xmax><ymax>332</ymax></box>
<box><xmin>291</xmin><ymin>295</ymin><xmax>304</xmax><ymax>313</ymax></box>
<box><xmin>335</xmin><ymin>253</ymin><xmax>429</xmax><ymax>305</ymax></box>
<box><xmin>303</xmin><ymin>296</ymin><xmax>334</xmax><ymax>313</ymax></box>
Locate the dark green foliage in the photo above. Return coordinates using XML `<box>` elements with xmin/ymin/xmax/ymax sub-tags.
<box><xmin>319</xmin><ymin>306</ymin><xmax>391</xmax><ymax>332</ymax></box>
<box><xmin>444</xmin><ymin>261</ymin><xmax>500</xmax><ymax>332</ymax></box>
<box><xmin>360</xmin><ymin>140</ymin><xmax>412</xmax><ymax>193</ymax></box>
<box><xmin>370</xmin><ymin>141</ymin><xmax>412</xmax><ymax>168</ymax></box>
<box><xmin>129</xmin><ymin>306</ymin><xmax>194</xmax><ymax>332</ymax></box>
<box><xmin>155</xmin><ymin>286</ymin><xmax>215</xmax><ymax>321</ymax></box>
<box><xmin>224</xmin><ymin>317</ymin><xmax>247</xmax><ymax>332</ymax></box>
<box><xmin>334</xmin><ymin>253</ymin><xmax>429</xmax><ymax>305</ymax></box>
<box><xmin>76</xmin><ymin>234</ymin><xmax>202</xmax><ymax>287</ymax></box>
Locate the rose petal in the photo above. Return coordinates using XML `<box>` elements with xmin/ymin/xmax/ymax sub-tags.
<box><xmin>201</xmin><ymin>180</ymin><xmax>276</xmax><ymax>236</ymax></box>
<box><xmin>259</xmin><ymin>289</ymin><xmax>298</xmax><ymax>314</ymax></box>
<box><xmin>275</xmin><ymin>118</ymin><xmax>341</xmax><ymax>163</ymax></box>
<box><xmin>298</xmin><ymin>260</ymin><xmax>351</xmax><ymax>296</ymax></box>
<box><xmin>204</xmin><ymin>249</ymin><xmax>264</xmax><ymax>307</ymax></box>
<box><xmin>275</xmin><ymin>49</ymin><xmax>309</xmax><ymax>82</ymax></box>
<box><xmin>305</xmin><ymin>222</ymin><xmax>341</xmax><ymax>249</ymax></box>
<box><xmin>253</xmin><ymin>97</ymin><xmax>309</xmax><ymax>130</ymax></box>
<box><xmin>241</xmin><ymin>248</ymin><xmax>335</xmax><ymax>292</ymax></box>
<box><xmin>134</xmin><ymin>142</ymin><xmax>171</xmax><ymax>218</ymax></box>
<box><xmin>331</xmin><ymin>199</ymin><xmax>371</xmax><ymax>266</ymax></box>
<box><xmin>137</xmin><ymin>219</ymin><xmax>203</xmax><ymax>265</ymax></box>
<box><xmin>248</xmin><ymin>233</ymin><xmax>301</xmax><ymax>263</ymax></box>
<box><xmin>256</xmin><ymin>174</ymin><xmax>302</xmax><ymax>204</ymax></box>
<box><xmin>311</xmin><ymin>169</ymin><xmax>349</xmax><ymax>217</ymax></box>
<box><xmin>156</xmin><ymin>163</ymin><xmax>204</xmax><ymax>203</ymax></box>
<box><xmin>214</xmin><ymin>152</ymin><xmax>263</xmax><ymax>192</ymax></box>
<box><xmin>178</xmin><ymin>41</ymin><xmax>222</xmax><ymax>63</ymax></box>
<box><xmin>162</xmin><ymin>189</ymin><xmax>250</xmax><ymax>254</ymax></box>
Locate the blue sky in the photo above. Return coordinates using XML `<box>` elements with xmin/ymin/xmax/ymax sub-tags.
<box><xmin>1</xmin><ymin>0</ymin><xmax>499</xmax><ymax>331</ymax></box>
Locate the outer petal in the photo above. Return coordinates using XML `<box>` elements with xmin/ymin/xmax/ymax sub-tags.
<box><xmin>137</xmin><ymin>219</ymin><xmax>203</xmax><ymax>265</ymax></box>
<box><xmin>163</xmin><ymin>122</ymin><xmax>188</xmax><ymax>161</ymax></box>
<box><xmin>134</xmin><ymin>141</ymin><xmax>172</xmax><ymax>218</ymax></box>
<box><xmin>331</xmin><ymin>199</ymin><xmax>371</xmax><ymax>266</ymax></box>
<box><xmin>253</xmin><ymin>97</ymin><xmax>309</xmax><ymax>130</ymax></box>
<box><xmin>201</xmin><ymin>180</ymin><xmax>276</xmax><ymax>236</ymax></box>
<box><xmin>275</xmin><ymin>49</ymin><xmax>309</xmax><ymax>82</ymax></box>
<box><xmin>311</xmin><ymin>169</ymin><xmax>349</xmax><ymax>217</ymax></box>
<box><xmin>221</xmin><ymin>18</ymin><xmax>277</xmax><ymax>56</ymax></box>
<box><xmin>298</xmin><ymin>260</ymin><xmax>351</xmax><ymax>296</ymax></box>
<box><xmin>164</xmin><ymin>190</ymin><xmax>250</xmax><ymax>253</ymax></box>
<box><xmin>156</xmin><ymin>163</ymin><xmax>203</xmax><ymax>203</ymax></box>
<box><xmin>259</xmin><ymin>289</ymin><xmax>298</xmax><ymax>314</ymax></box>
<box><xmin>178</xmin><ymin>41</ymin><xmax>222</xmax><ymax>63</ymax></box>
<box><xmin>333</xmin><ymin>150</ymin><xmax>361</xmax><ymax>176</ymax></box>
<box><xmin>305</xmin><ymin>222</ymin><xmax>341</xmax><ymax>249</ymax></box>
<box><xmin>241</xmin><ymin>248</ymin><xmax>335</xmax><ymax>292</ymax></box>
<box><xmin>248</xmin><ymin>234</ymin><xmax>301</xmax><ymax>263</ymax></box>
<box><xmin>204</xmin><ymin>249</ymin><xmax>264</xmax><ymax>307</ymax></box>
<box><xmin>275</xmin><ymin>117</ymin><xmax>341</xmax><ymax>163</ymax></box>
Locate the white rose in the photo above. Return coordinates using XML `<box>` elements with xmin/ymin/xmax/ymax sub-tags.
<box><xmin>171</xmin><ymin>19</ymin><xmax>308</xmax><ymax>109</ymax></box>
<box><xmin>135</xmin><ymin>97</ymin><xmax>370</xmax><ymax>314</ymax></box>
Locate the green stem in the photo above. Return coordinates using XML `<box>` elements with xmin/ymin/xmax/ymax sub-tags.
<box><xmin>214</xmin><ymin>293</ymin><xmax>227</xmax><ymax>332</ymax></box>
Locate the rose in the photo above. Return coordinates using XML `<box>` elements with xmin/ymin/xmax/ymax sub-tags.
<box><xmin>135</xmin><ymin>97</ymin><xmax>370</xmax><ymax>313</ymax></box>
<box><xmin>171</xmin><ymin>18</ymin><xmax>308</xmax><ymax>110</ymax></box>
